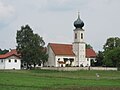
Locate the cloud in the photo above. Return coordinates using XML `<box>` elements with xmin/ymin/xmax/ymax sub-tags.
<box><xmin>38</xmin><ymin>0</ymin><xmax>89</xmax><ymax>12</ymax></box>
<box><xmin>0</xmin><ymin>1</ymin><xmax>15</xmax><ymax>29</ymax></box>
<box><xmin>0</xmin><ymin>1</ymin><xmax>14</xmax><ymax>19</ymax></box>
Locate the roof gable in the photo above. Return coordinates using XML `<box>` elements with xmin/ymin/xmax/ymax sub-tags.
<box><xmin>49</xmin><ymin>43</ymin><xmax>75</xmax><ymax>56</ymax></box>
<box><xmin>86</xmin><ymin>48</ymin><xmax>96</xmax><ymax>58</ymax></box>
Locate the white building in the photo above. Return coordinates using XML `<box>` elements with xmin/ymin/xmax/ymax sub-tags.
<box><xmin>46</xmin><ymin>13</ymin><xmax>96</xmax><ymax>67</ymax></box>
<box><xmin>0</xmin><ymin>50</ymin><xmax>21</xmax><ymax>69</ymax></box>
<box><xmin>47</xmin><ymin>43</ymin><xmax>75</xmax><ymax>67</ymax></box>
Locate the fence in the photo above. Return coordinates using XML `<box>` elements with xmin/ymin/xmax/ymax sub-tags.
<box><xmin>40</xmin><ymin>67</ymin><xmax>117</xmax><ymax>71</ymax></box>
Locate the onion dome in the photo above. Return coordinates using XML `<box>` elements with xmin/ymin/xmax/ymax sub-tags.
<box><xmin>74</xmin><ymin>13</ymin><xmax>84</xmax><ymax>29</ymax></box>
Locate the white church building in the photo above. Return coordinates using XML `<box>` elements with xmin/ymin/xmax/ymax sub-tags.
<box><xmin>46</xmin><ymin>13</ymin><xmax>96</xmax><ymax>67</ymax></box>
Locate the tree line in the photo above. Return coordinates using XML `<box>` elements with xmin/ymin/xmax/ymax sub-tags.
<box><xmin>94</xmin><ymin>37</ymin><xmax>120</xmax><ymax>69</ymax></box>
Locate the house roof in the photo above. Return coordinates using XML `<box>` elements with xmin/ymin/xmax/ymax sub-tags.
<box><xmin>0</xmin><ymin>49</ymin><xmax>20</xmax><ymax>59</ymax></box>
<box><xmin>49</xmin><ymin>43</ymin><xmax>75</xmax><ymax>56</ymax></box>
<box><xmin>86</xmin><ymin>48</ymin><xmax>96</xmax><ymax>58</ymax></box>
<box><xmin>49</xmin><ymin>43</ymin><xmax>96</xmax><ymax>58</ymax></box>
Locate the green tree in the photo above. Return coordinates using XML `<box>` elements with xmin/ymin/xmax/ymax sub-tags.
<box><xmin>16</xmin><ymin>25</ymin><xmax>48</xmax><ymax>69</ymax></box>
<box><xmin>103</xmin><ymin>37</ymin><xmax>120</xmax><ymax>51</ymax></box>
<box><xmin>95</xmin><ymin>51</ymin><xmax>104</xmax><ymax>66</ymax></box>
<box><xmin>103</xmin><ymin>47</ymin><xmax>120</xmax><ymax>67</ymax></box>
<box><xmin>86</xmin><ymin>44</ymin><xmax>93</xmax><ymax>49</ymax></box>
<box><xmin>103</xmin><ymin>37</ymin><xmax>120</xmax><ymax>67</ymax></box>
<box><xmin>0</xmin><ymin>49</ymin><xmax>9</xmax><ymax>55</ymax></box>
<box><xmin>40</xmin><ymin>47</ymin><xmax>48</xmax><ymax>66</ymax></box>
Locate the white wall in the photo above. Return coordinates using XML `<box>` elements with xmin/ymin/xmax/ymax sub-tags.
<box><xmin>47</xmin><ymin>45</ymin><xmax>55</xmax><ymax>67</ymax></box>
<box><xmin>78</xmin><ymin>43</ymin><xmax>86</xmax><ymax>66</ymax></box>
<box><xmin>41</xmin><ymin>67</ymin><xmax>117</xmax><ymax>71</ymax></box>
<box><xmin>0</xmin><ymin>59</ymin><xmax>5</xmax><ymax>69</ymax></box>
<box><xmin>73</xmin><ymin>43</ymin><xmax>86</xmax><ymax>66</ymax></box>
<box><xmin>5</xmin><ymin>59</ymin><xmax>21</xmax><ymax>69</ymax></box>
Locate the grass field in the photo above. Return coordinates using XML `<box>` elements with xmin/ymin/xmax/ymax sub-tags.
<box><xmin>0</xmin><ymin>69</ymin><xmax>120</xmax><ymax>90</ymax></box>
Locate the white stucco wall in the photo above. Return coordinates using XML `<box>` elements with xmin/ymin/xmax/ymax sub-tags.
<box><xmin>47</xmin><ymin>45</ymin><xmax>55</xmax><ymax>67</ymax></box>
<box><xmin>73</xmin><ymin>42</ymin><xmax>86</xmax><ymax>66</ymax></box>
<box><xmin>0</xmin><ymin>56</ymin><xmax>21</xmax><ymax>70</ymax></box>
<box><xmin>0</xmin><ymin>59</ymin><xmax>5</xmax><ymax>69</ymax></box>
<box><xmin>78</xmin><ymin>43</ymin><xmax>86</xmax><ymax>66</ymax></box>
<box><xmin>5</xmin><ymin>59</ymin><xmax>21</xmax><ymax>69</ymax></box>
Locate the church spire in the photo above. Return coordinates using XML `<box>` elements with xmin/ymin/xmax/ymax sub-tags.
<box><xmin>78</xmin><ymin>11</ymin><xmax>80</xmax><ymax>19</ymax></box>
<box><xmin>74</xmin><ymin>12</ymin><xmax>84</xmax><ymax>29</ymax></box>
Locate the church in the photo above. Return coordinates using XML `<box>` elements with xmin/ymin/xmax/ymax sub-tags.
<box><xmin>46</xmin><ymin>13</ymin><xmax>96</xmax><ymax>67</ymax></box>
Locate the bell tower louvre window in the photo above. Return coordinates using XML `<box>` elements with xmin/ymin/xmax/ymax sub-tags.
<box><xmin>75</xmin><ymin>33</ymin><xmax>77</xmax><ymax>39</ymax></box>
<box><xmin>81</xmin><ymin>33</ymin><xmax>83</xmax><ymax>39</ymax></box>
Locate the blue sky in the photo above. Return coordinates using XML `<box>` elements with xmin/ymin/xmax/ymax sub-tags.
<box><xmin>0</xmin><ymin>0</ymin><xmax>120</xmax><ymax>51</ymax></box>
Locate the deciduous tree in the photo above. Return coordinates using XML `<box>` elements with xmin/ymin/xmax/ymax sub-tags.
<box><xmin>95</xmin><ymin>51</ymin><xmax>104</xmax><ymax>66</ymax></box>
<box><xmin>16</xmin><ymin>25</ymin><xmax>48</xmax><ymax>69</ymax></box>
<box><xmin>103</xmin><ymin>47</ymin><xmax>120</xmax><ymax>67</ymax></box>
<box><xmin>103</xmin><ymin>37</ymin><xmax>120</xmax><ymax>68</ymax></box>
<box><xmin>103</xmin><ymin>37</ymin><xmax>120</xmax><ymax>51</ymax></box>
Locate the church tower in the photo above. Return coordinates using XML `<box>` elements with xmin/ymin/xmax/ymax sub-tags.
<box><xmin>73</xmin><ymin>13</ymin><xmax>86</xmax><ymax>67</ymax></box>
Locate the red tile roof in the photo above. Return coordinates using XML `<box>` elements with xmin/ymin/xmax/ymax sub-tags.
<box><xmin>0</xmin><ymin>49</ymin><xmax>20</xmax><ymax>59</ymax></box>
<box><xmin>49</xmin><ymin>43</ymin><xmax>75</xmax><ymax>56</ymax></box>
<box><xmin>49</xmin><ymin>43</ymin><xmax>96</xmax><ymax>58</ymax></box>
<box><xmin>86</xmin><ymin>48</ymin><xmax>96</xmax><ymax>58</ymax></box>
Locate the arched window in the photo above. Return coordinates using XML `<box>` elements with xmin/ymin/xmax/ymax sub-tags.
<box><xmin>75</xmin><ymin>33</ymin><xmax>77</xmax><ymax>39</ymax></box>
<box><xmin>81</xmin><ymin>33</ymin><xmax>83</xmax><ymax>39</ymax></box>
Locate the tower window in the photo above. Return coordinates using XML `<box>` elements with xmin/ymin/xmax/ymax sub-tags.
<box><xmin>81</xmin><ymin>33</ymin><xmax>83</xmax><ymax>39</ymax></box>
<box><xmin>75</xmin><ymin>33</ymin><xmax>77</xmax><ymax>39</ymax></box>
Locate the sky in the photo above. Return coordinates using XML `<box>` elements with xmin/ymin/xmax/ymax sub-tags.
<box><xmin>0</xmin><ymin>0</ymin><xmax>120</xmax><ymax>52</ymax></box>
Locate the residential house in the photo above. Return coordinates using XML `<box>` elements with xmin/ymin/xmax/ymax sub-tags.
<box><xmin>0</xmin><ymin>49</ymin><xmax>21</xmax><ymax>69</ymax></box>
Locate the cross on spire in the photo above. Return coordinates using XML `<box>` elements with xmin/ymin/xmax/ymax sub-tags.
<box><xmin>78</xmin><ymin>11</ymin><xmax>80</xmax><ymax>15</ymax></box>
<box><xmin>78</xmin><ymin>11</ymin><xmax>80</xmax><ymax>19</ymax></box>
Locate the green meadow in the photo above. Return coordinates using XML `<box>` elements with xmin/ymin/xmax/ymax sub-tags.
<box><xmin>0</xmin><ymin>70</ymin><xmax>120</xmax><ymax>90</ymax></box>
